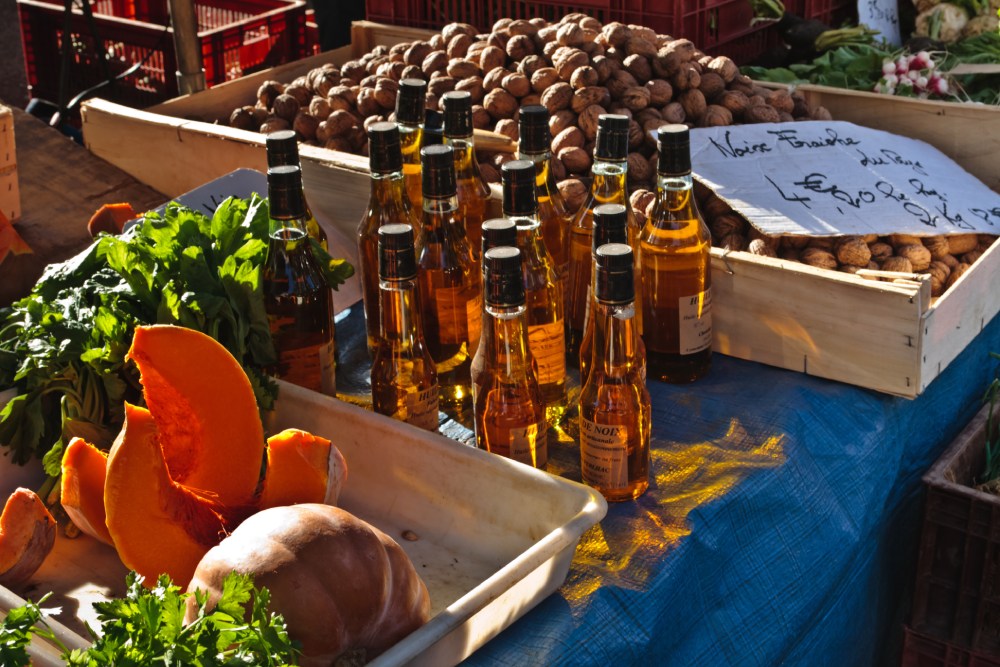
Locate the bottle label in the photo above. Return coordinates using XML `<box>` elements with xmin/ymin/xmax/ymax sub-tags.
<box><xmin>528</xmin><ymin>320</ymin><xmax>566</xmax><ymax>385</ymax></box>
<box><xmin>435</xmin><ymin>286</ymin><xmax>469</xmax><ymax>344</ymax></box>
<box><xmin>580</xmin><ymin>418</ymin><xmax>629</xmax><ymax>490</ymax></box>
<box><xmin>278</xmin><ymin>338</ymin><xmax>335</xmax><ymax>395</ymax></box>
<box><xmin>509</xmin><ymin>424</ymin><xmax>547</xmax><ymax>468</ymax></box>
<box><xmin>678</xmin><ymin>287</ymin><xmax>713</xmax><ymax>355</ymax></box>
<box><xmin>394</xmin><ymin>385</ymin><xmax>439</xmax><ymax>431</ymax></box>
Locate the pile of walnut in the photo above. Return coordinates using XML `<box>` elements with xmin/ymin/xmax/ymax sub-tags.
<box><xmin>629</xmin><ymin>185</ymin><xmax>996</xmax><ymax>299</ymax></box>
<box><xmin>228</xmin><ymin>13</ymin><xmax>831</xmax><ymax>199</ymax></box>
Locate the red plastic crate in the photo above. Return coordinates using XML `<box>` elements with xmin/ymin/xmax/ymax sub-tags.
<box><xmin>18</xmin><ymin>0</ymin><xmax>308</xmax><ymax>108</ymax></box>
<box><xmin>800</xmin><ymin>0</ymin><xmax>856</xmax><ymax>27</ymax></box>
<box><xmin>365</xmin><ymin>0</ymin><xmax>784</xmax><ymax>62</ymax></box>
<box><xmin>903</xmin><ymin>627</ymin><xmax>1000</xmax><ymax>667</ymax></box>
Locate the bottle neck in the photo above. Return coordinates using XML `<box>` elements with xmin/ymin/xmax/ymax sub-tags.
<box><xmin>399</xmin><ymin>124</ymin><xmax>422</xmax><ymax>165</ymax></box>
<box><xmin>482</xmin><ymin>303</ymin><xmax>532</xmax><ymax>376</ymax></box>
<box><xmin>592</xmin><ymin>300</ymin><xmax>640</xmax><ymax>380</ymax></box>
<box><xmin>422</xmin><ymin>193</ymin><xmax>460</xmax><ymax>223</ymax></box>
<box><xmin>269</xmin><ymin>191</ymin><xmax>309</xmax><ymax>237</ymax></box>
<box><xmin>378</xmin><ymin>277</ymin><xmax>421</xmax><ymax>351</ymax></box>
<box><xmin>446</xmin><ymin>137</ymin><xmax>486</xmax><ymax>185</ymax></box>
<box><xmin>370</xmin><ymin>170</ymin><xmax>409</xmax><ymax>204</ymax></box>
<box><xmin>590</xmin><ymin>159</ymin><xmax>629</xmax><ymax>204</ymax></box>
<box><xmin>654</xmin><ymin>171</ymin><xmax>698</xmax><ymax>215</ymax></box>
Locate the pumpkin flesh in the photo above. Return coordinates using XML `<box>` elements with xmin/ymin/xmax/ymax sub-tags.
<box><xmin>0</xmin><ymin>488</ymin><xmax>56</xmax><ymax>585</ymax></box>
<box><xmin>60</xmin><ymin>437</ymin><xmax>112</xmax><ymax>545</ymax></box>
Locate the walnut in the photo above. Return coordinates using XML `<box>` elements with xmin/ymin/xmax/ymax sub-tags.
<box><xmin>946</xmin><ymin>262</ymin><xmax>970</xmax><ymax>289</ymax></box>
<box><xmin>555</xmin><ymin>48</ymin><xmax>590</xmax><ymax>81</ymax></box>
<box><xmin>579</xmin><ymin>16</ymin><xmax>602</xmax><ymax>31</ymax></box>
<box><xmin>627</xmin><ymin>152</ymin><xmax>652</xmax><ymax>183</ymax></box>
<box><xmin>324</xmin><ymin>136</ymin><xmax>352</xmax><ymax>152</ymax></box>
<box><xmin>445</xmin><ymin>34</ymin><xmax>472</xmax><ymax>59</ymax></box>
<box><xmin>291</xmin><ymin>112</ymin><xmax>318</xmax><ymax>141</ymax></box>
<box><xmin>548</xmin><ymin>109</ymin><xmax>577</xmax><ymax>137</ymax></box>
<box><xmin>880</xmin><ymin>256</ymin><xmax>913</xmax><ymax>274</ymax></box>
<box><xmin>592</xmin><ymin>55</ymin><xmax>618</xmax><ymax>83</ymax></box>
<box><xmin>639</xmin><ymin>80</ymin><xmax>668</xmax><ymax>107</ymax></box>
<box><xmin>706</xmin><ymin>55</ymin><xmax>738</xmax><ymax>82</ymax></box>
<box><xmin>421</xmin><ymin>50</ymin><xmax>448</xmax><ymax>77</ymax></box>
<box><xmin>557</xmin><ymin>22</ymin><xmax>585</xmax><ymax>46</ymax></box>
<box><xmin>768</xmin><ymin>90</ymin><xmax>795</xmax><ymax>114</ymax></box>
<box><xmin>661</xmin><ymin>102</ymin><xmax>685</xmax><ymax>124</ymax></box>
<box><xmin>341</xmin><ymin>60</ymin><xmax>367</xmax><ymax>84</ymax></box>
<box><xmin>606</xmin><ymin>70</ymin><xmax>639</xmax><ymax>99</ymax></box>
<box><xmin>671</xmin><ymin>62</ymin><xmax>701</xmax><ymax>91</ymax></box>
<box><xmin>428</xmin><ymin>34</ymin><xmax>445</xmax><ymax>50</ymax></box>
<box><xmin>922</xmin><ymin>260</ymin><xmax>951</xmax><ymax>297</ymax></box>
<box><xmin>257</xmin><ymin>80</ymin><xmax>284</xmax><ymax>108</ymax></box>
<box><xmin>570</xmin><ymin>66</ymin><xmax>599</xmax><ymax>90</ymax></box>
<box><xmin>471</xmin><ymin>104</ymin><xmax>491</xmax><ymax>129</ymax></box>
<box><xmin>744</xmin><ymin>104</ymin><xmax>780</xmax><ymax>124</ymax></box>
<box><xmin>869</xmin><ymin>242</ymin><xmax>893</xmax><ymax>260</ymax></box>
<box><xmin>272</xmin><ymin>94</ymin><xmax>300</xmax><ymax>121</ymax></box>
<box><xmin>641</xmin><ymin>119</ymin><xmax>663</xmax><ymax>147</ymax></box>
<box><xmin>552</xmin><ymin>126</ymin><xmax>585</xmax><ymax>153</ymax></box>
<box><xmin>484</xmin><ymin>88</ymin><xmax>517</xmax><ymax>120</ymax></box>
<box><xmin>940</xmin><ymin>252</ymin><xmax>959</xmax><ymax>268</ymax></box>
<box><xmin>573</xmin><ymin>104</ymin><xmax>602</xmax><ymax>141</ymax></box>
<box><xmin>626</xmin><ymin>36</ymin><xmax>657</xmax><ymax>59</ymax></box>
<box><xmin>962</xmin><ymin>249</ymin><xmax>984</xmax><ymax>265</ymax></box>
<box><xmin>541</xmin><ymin>82</ymin><xmax>574</xmax><ymax>112</ymax></box>
<box><xmin>800</xmin><ymin>247</ymin><xmax>838</xmax><ymax>270</ymax></box>
<box><xmin>778</xmin><ymin>235</ymin><xmax>809</xmax><ymax>251</ymax></box>
<box><xmin>358</xmin><ymin>74</ymin><xmax>380</xmax><ymax>89</ymax></box>
<box><xmin>373</xmin><ymin>78</ymin><xmax>399</xmax><ymax>109</ymax></box>
<box><xmin>521</xmin><ymin>93</ymin><xmax>542</xmax><ymax>107</ymax></box>
<box><xmin>508</xmin><ymin>19</ymin><xmax>538</xmax><ymax>36</ymax></box>
<box><xmin>572</xmin><ymin>86</ymin><xmax>606</xmax><ymax>113</ymax></box>
<box><xmin>558</xmin><ymin>178</ymin><xmax>588</xmax><ymax>214</ymax></box>
<box><xmin>835</xmin><ymin>237</ymin><xmax>872</xmax><ymax>267</ymax></box>
<box><xmin>442</xmin><ymin>22</ymin><xmax>477</xmax><ymax>42</ymax></box>
<box><xmin>479</xmin><ymin>45</ymin><xmax>506</xmax><ymax>73</ymax></box>
<box><xmin>531</xmin><ymin>67</ymin><xmax>560</xmax><ymax>93</ymax></box>
<box><xmin>702</xmin><ymin>195</ymin><xmax>730</xmax><ymax>220</ymax></box>
<box><xmin>897</xmin><ymin>244</ymin><xmax>932</xmax><ymax>271</ymax></box>
<box><xmin>889</xmin><ymin>233</ymin><xmax>921</xmax><ymax>248</ymax></box>
<box><xmin>710</xmin><ymin>212</ymin><xmax>746</xmax><ymax>238</ymax></box>
<box><xmin>698</xmin><ymin>72</ymin><xmax>726</xmax><ymax>101</ymax></box>
<box><xmin>325</xmin><ymin>109</ymin><xmax>356</xmax><ymax>137</ymax></box>
<box><xmin>947</xmin><ymin>233</ymin><xmax>979</xmax><ymax>255</ymax></box>
<box><xmin>679</xmin><ymin>89</ymin><xmax>707</xmax><ymax>122</ymax></box>
<box><xmin>493</xmin><ymin>17</ymin><xmax>513</xmax><ymax>32</ymax></box>
<box><xmin>494</xmin><ymin>118</ymin><xmax>518</xmax><ymax>141</ymax></box>
<box><xmin>719</xmin><ymin>233</ymin><xmax>747</xmax><ymax>251</ymax></box>
<box><xmin>229</xmin><ymin>106</ymin><xmax>256</xmax><ymax>130</ymax></box>
<box><xmin>456</xmin><ymin>76</ymin><xmax>484</xmax><ymax>103</ymax></box>
<box><xmin>483</xmin><ymin>67</ymin><xmax>509</xmax><ymax>92</ymax></box>
<box><xmin>602</xmin><ymin>22</ymin><xmax>631</xmax><ymax>47</ymax></box>
<box><xmin>357</xmin><ymin>87</ymin><xmax>381</xmax><ymax>116</ymax></box>
<box><xmin>979</xmin><ymin>234</ymin><xmax>997</xmax><ymax>250</ymax></box>
<box><xmin>362</xmin><ymin>114</ymin><xmax>386</xmax><ymax>131</ymax></box>
<box><xmin>921</xmin><ymin>235</ymin><xmax>950</xmax><ymax>260</ymax></box>
<box><xmin>427</xmin><ymin>76</ymin><xmax>457</xmax><ymax>97</ymax></box>
<box><xmin>807</xmin><ymin>237</ymin><xmax>835</xmax><ymax>251</ymax></box>
<box><xmin>377</xmin><ymin>60</ymin><xmax>405</xmax><ymax>80</ymax></box>
<box><xmin>559</xmin><ymin>146</ymin><xmax>591</xmax><ymax>174</ymax></box>
<box><xmin>700</xmin><ymin>105</ymin><xmax>732</xmax><ymax>127</ymax></box>
<box><xmin>748</xmin><ymin>238</ymin><xmax>777</xmax><ymax>257</ymax></box>
<box><xmin>811</xmin><ymin>106</ymin><xmax>833</xmax><ymax>121</ymax></box>
<box><xmin>623</xmin><ymin>54</ymin><xmax>652</xmax><ymax>83</ymax></box>
<box><xmin>447</xmin><ymin>58</ymin><xmax>480</xmax><ymax>79</ymax></box>
<box><xmin>506</xmin><ymin>34</ymin><xmax>536</xmax><ymax>60</ymax></box>
<box><xmin>630</xmin><ymin>188</ymin><xmax>656</xmax><ymax>216</ymax></box>
<box><xmin>502</xmin><ymin>72</ymin><xmax>530</xmax><ymax>98</ymax></box>
<box><xmin>619</xmin><ymin>86</ymin><xmax>651</xmax><ymax>112</ymax></box>
<box><xmin>466</xmin><ymin>41</ymin><xmax>489</xmax><ymax>63</ymax></box>
<box><xmin>628</xmin><ymin>120</ymin><xmax>644</xmax><ymax>150</ymax></box>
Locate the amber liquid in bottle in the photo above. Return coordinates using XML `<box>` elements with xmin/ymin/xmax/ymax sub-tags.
<box><xmin>263</xmin><ymin>165</ymin><xmax>336</xmax><ymax>395</ymax></box>
<box><xmin>266</xmin><ymin>129</ymin><xmax>328</xmax><ymax>250</ymax></box>
<box><xmin>417</xmin><ymin>144</ymin><xmax>482</xmax><ymax>407</ymax></box>
<box><xmin>400</xmin><ymin>122</ymin><xmax>423</xmax><ymax>212</ymax></box>
<box><xmin>442</xmin><ymin>91</ymin><xmax>489</xmax><ymax>264</ymax></box>
<box><xmin>358</xmin><ymin>122</ymin><xmax>421</xmax><ymax>356</ymax></box>
<box><xmin>579</xmin><ymin>243</ymin><xmax>650</xmax><ymax>501</ymax></box>
<box><xmin>503</xmin><ymin>160</ymin><xmax>567</xmax><ymax>424</ymax></box>
<box><xmin>371</xmin><ymin>224</ymin><xmax>439</xmax><ymax>431</ymax></box>
<box><xmin>472</xmin><ymin>247</ymin><xmax>547</xmax><ymax>468</ymax></box>
<box><xmin>519</xmin><ymin>150</ymin><xmax>570</xmax><ymax>292</ymax></box>
<box><xmin>640</xmin><ymin>125</ymin><xmax>712</xmax><ymax>383</ymax></box>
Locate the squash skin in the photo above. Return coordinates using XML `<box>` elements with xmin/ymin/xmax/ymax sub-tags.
<box><xmin>186</xmin><ymin>504</ymin><xmax>430</xmax><ymax>665</ymax></box>
<box><xmin>60</xmin><ymin>437</ymin><xmax>112</xmax><ymax>545</ymax></box>
<box><xmin>0</xmin><ymin>488</ymin><xmax>56</xmax><ymax>586</ymax></box>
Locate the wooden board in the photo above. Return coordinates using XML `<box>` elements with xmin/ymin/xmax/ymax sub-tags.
<box><xmin>0</xmin><ymin>106</ymin><xmax>19</xmax><ymax>221</ymax></box>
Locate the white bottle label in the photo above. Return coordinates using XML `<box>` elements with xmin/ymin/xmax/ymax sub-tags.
<box><xmin>402</xmin><ymin>385</ymin><xmax>439</xmax><ymax>431</ymax></box>
<box><xmin>528</xmin><ymin>319</ymin><xmax>566</xmax><ymax>385</ymax></box>
<box><xmin>509</xmin><ymin>424</ymin><xmax>547</xmax><ymax>468</ymax></box>
<box><xmin>678</xmin><ymin>287</ymin><xmax>712</xmax><ymax>355</ymax></box>
<box><xmin>580</xmin><ymin>418</ymin><xmax>629</xmax><ymax>490</ymax></box>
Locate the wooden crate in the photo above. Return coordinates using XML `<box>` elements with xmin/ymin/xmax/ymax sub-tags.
<box><xmin>81</xmin><ymin>23</ymin><xmax>1000</xmax><ymax>398</ymax></box>
<box><xmin>0</xmin><ymin>106</ymin><xmax>20</xmax><ymax>222</ymax></box>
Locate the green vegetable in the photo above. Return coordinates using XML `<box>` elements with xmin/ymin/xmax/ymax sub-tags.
<box><xmin>744</xmin><ymin>43</ymin><xmax>892</xmax><ymax>90</ymax></box>
<box><xmin>980</xmin><ymin>352</ymin><xmax>1000</xmax><ymax>485</ymax></box>
<box><xmin>0</xmin><ymin>195</ymin><xmax>353</xmax><ymax>478</ymax></box>
<box><xmin>0</xmin><ymin>572</ymin><xmax>300</xmax><ymax>666</ymax></box>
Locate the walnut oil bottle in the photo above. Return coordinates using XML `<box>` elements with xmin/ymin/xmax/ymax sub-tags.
<box><xmin>502</xmin><ymin>159</ymin><xmax>567</xmax><ymax>423</ymax></box>
<box><xmin>395</xmin><ymin>79</ymin><xmax>426</xmax><ymax>212</ymax></box>
<box><xmin>565</xmin><ymin>114</ymin><xmax>641</xmax><ymax>364</ymax></box>
<box><xmin>442</xmin><ymin>91</ymin><xmax>489</xmax><ymax>263</ymax></box>
<box><xmin>263</xmin><ymin>165</ymin><xmax>336</xmax><ymax>395</ymax></box>
<box><xmin>471</xmin><ymin>247</ymin><xmax>547</xmax><ymax>468</ymax></box>
<box><xmin>357</xmin><ymin>122</ymin><xmax>421</xmax><ymax>355</ymax></box>
<box><xmin>416</xmin><ymin>144</ymin><xmax>482</xmax><ymax>407</ymax></box>
<box><xmin>265</xmin><ymin>129</ymin><xmax>328</xmax><ymax>250</ymax></box>
<box><xmin>518</xmin><ymin>105</ymin><xmax>570</xmax><ymax>297</ymax></box>
<box><xmin>579</xmin><ymin>203</ymin><xmax>630</xmax><ymax>389</ymax></box>
<box><xmin>640</xmin><ymin>124</ymin><xmax>713</xmax><ymax>383</ymax></box>
<box><xmin>579</xmin><ymin>243</ymin><xmax>650</xmax><ymax>501</ymax></box>
<box><xmin>371</xmin><ymin>224</ymin><xmax>439</xmax><ymax>432</ymax></box>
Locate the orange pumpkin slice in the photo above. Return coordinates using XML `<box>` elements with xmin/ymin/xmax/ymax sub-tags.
<box><xmin>60</xmin><ymin>437</ymin><xmax>112</xmax><ymax>545</ymax></box>
<box><xmin>126</xmin><ymin>325</ymin><xmax>265</xmax><ymax>508</ymax></box>
<box><xmin>0</xmin><ymin>488</ymin><xmax>56</xmax><ymax>586</ymax></box>
<box><xmin>104</xmin><ymin>403</ymin><xmax>227</xmax><ymax>588</ymax></box>
<box><xmin>258</xmin><ymin>429</ymin><xmax>347</xmax><ymax>509</ymax></box>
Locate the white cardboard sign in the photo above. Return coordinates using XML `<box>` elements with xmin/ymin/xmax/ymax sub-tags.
<box><xmin>858</xmin><ymin>0</ymin><xmax>901</xmax><ymax>47</ymax></box>
<box><xmin>689</xmin><ymin>121</ymin><xmax>1000</xmax><ymax>236</ymax></box>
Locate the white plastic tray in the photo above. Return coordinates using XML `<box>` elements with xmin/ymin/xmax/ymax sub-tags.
<box><xmin>1</xmin><ymin>381</ymin><xmax>607</xmax><ymax>665</ymax></box>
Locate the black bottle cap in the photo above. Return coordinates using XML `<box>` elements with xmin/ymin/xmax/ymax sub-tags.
<box><xmin>267</xmin><ymin>165</ymin><xmax>306</xmax><ymax>219</ymax></box>
<box><xmin>484</xmin><ymin>246</ymin><xmax>525</xmax><ymax>307</ymax></box>
<box><xmin>265</xmin><ymin>129</ymin><xmax>299</xmax><ymax>169</ymax></box>
<box><xmin>421</xmin><ymin>144</ymin><xmax>456</xmax><ymax>198</ymax></box>
<box><xmin>595</xmin><ymin>243</ymin><xmax>634</xmax><ymax>304</ymax></box>
<box><xmin>594</xmin><ymin>114</ymin><xmax>629</xmax><ymax>161</ymax></box>
<box><xmin>657</xmin><ymin>124</ymin><xmax>692</xmax><ymax>176</ymax></box>
<box><xmin>378</xmin><ymin>223</ymin><xmax>417</xmax><ymax>281</ymax></box>
<box><xmin>442</xmin><ymin>90</ymin><xmax>473</xmax><ymax>138</ymax></box>
<box><xmin>481</xmin><ymin>218</ymin><xmax>517</xmax><ymax>259</ymax></box>
<box><xmin>518</xmin><ymin>105</ymin><xmax>550</xmax><ymax>154</ymax></box>
<box><xmin>592</xmin><ymin>204</ymin><xmax>628</xmax><ymax>253</ymax></box>
<box><xmin>422</xmin><ymin>109</ymin><xmax>444</xmax><ymax>146</ymax></box>
<box><xmin>368</xmin><ymin>121</ymin><xmax>404</xmax><ymax>175</ymax></box>
<box><xmin>501</xmin><ymin>159</ymin><xmax>537</xmax><ymax>217</ymax></box>
<box><xmin>396</xmin><ymin>79</ymin><xmax>427</xmax><ymax>126</ymax></box>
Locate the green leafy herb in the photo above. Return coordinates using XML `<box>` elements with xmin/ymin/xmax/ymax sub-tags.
<box><xmin>0</xmin><ymin>594</ymin><xmax>46</xmax><ymax>667</ymax></box>
<box><xmin>0</xmin><ymin>196</ymin><xmax>353</xmax><ymax>478</ymax></box>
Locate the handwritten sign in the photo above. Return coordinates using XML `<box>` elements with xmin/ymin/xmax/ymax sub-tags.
<box><xmin>689</xmin><ymin>121</ymin><xmax>1000</xmax><ymax>236</ymax></box>
<box><xmin>858</xmin><ymin>0</ymin><xmax>900</xmax><ymax>47</ymax></box>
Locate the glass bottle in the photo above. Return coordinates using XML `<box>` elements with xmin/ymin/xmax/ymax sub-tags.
<box><xmin>416</xmin><ymin>143</ymin><xmax>482</xmax><ymax>407</ymax></box>
<box><xmin>501</xmin><ymin>159</ymin><xmax>567</xmax><ymax>423</ymax></box>
<box><xmin>471</xmin><ymin>246</ymin><xmax>547</xmax><ymax>468</ymax></box>
<box><xmin>442</xmin><ymin>90</ymin><xmax>490</xmax><ymax>263</ymax></box>
<box><xmin>357</xmin><ymin>122</ymin><xmax>421</xmax><ymax>355</ymax></box>
<box><xmin>480</xmin><ymin>218</ymin><xmax>517</xmax><ymax>281</ymax></box>
<box><xmin>517</xmin><ymin>105</ymin><xmax>570</xmax><ymax>297</ymax></box>
<box><xmin>371</xmin><ymin>223</ymin><xmax>439</xmax><ymax>432</ymax></box>
<box><xmin>640</xmin><ymin>124</ymin><xmax>713</xmax><ymax>383</ymax></box>
<box><xmin>395</xmin><ymin>78</ymin><xmax>426</xmax><ymax>212</ymax></box>
<box><xmin>565</xmin><ymin>114</ymin><xmax>641</xmax><ymax>364</ymax></box>
<box><xmin>579</xmin><ymin>203</ymin><xmax>630</xmax><ymax>389</ymax></box>
<box><xmin>263</xmin><ymin>165</ymin><xmax>336</xmax><ymax>395</ymax></box>
<box><xmin>579</xmin><ymin>243</ymin><xmax>650</xmax><ymax>502</ymax></box>
<box><xmin>265</xmin><ymin>129</ymin><xmax>328</xmax><ymax>250</ymax></box>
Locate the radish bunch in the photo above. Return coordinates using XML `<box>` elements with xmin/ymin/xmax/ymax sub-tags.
<box><xmin>873</xmin><ymin>51</ymin><xmax>951</xmax><ymax>98</ymax></box>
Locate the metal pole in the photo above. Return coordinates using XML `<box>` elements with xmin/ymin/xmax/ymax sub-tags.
<box><xmin>167</xmin><ymin>0</ymin><xmax>206</xmax><ymax>95</ymax></box>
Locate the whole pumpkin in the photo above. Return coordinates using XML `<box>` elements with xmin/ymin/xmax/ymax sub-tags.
<box><xmin>185</xmin><ymin>503</ymin><xmax>431</xmax><ymax>665</ymax></box>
